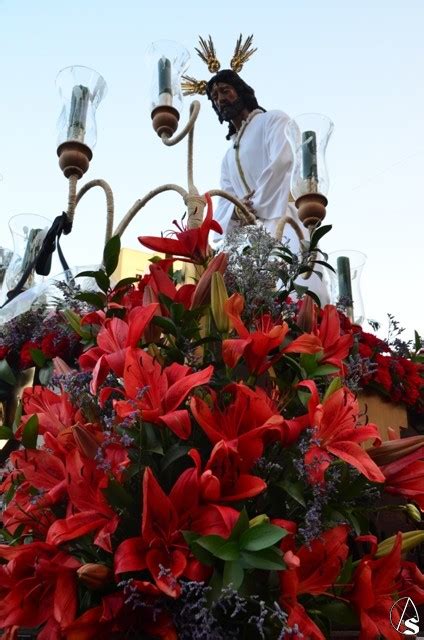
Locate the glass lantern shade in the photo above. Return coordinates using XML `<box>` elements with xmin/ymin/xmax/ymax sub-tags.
<box><xmin>285</xmin><ymin>113</ymin><xmax>334</xmax><ymax>200</ymax></box>
<box><xmin>0</xmin><ymin>214</ymin><xmax>52</xmax><ymax>305</ymax></box>
<box><xmin>145</xmin><ymin>40</ymin><xmax>190</xmax><ymax>114</ymax></box>
<box><xmin>56</xmin><ymin>66</ymin><xmax>107</xmax><ymax>150</ymax></box>
<box><xmin>326</xmin><ymin>250</ymin><xmax>367</xmax><ymax>326</ymax></box>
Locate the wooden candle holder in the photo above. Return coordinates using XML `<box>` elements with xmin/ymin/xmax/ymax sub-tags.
<box><xmin>57</xmin><ymin>141</ymin><xmax>92</xmax><ymax>178</ymax></box>
<box><xmin>151</xmin><ymin>105</ymin><xmax>180</xmax><ymax>139</ymax></box>
<box><xmin>295</xmin><ymin>192</ymin><xmax>328</xmax><ymax>229</ymax></box>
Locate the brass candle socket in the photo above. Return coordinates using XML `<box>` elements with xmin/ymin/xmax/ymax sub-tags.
<box><xmin>151</xmin><ymin>105</ymin><xmax>180</xmax><ymax>139</ymax></box>
<box><xmin>295</xmin><ymin>192</ymin><xmax>328</xmax><ymax>229</ymax></box>
<box><xmin>57</xmin><ymin>141</ymin><xmax>93</xmax><ymax>178</ymax></box>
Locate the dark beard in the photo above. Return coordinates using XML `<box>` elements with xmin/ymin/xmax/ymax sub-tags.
<box><xmin>219</xmin><ymin>97</ymin><xmax>245</xmax><ymax>122</ymax></box>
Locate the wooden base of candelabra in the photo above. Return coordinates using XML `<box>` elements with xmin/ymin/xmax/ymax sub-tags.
<box><xmin>295</xmin><ymin>193</ymin><xmax>328</xmax><ymax>229</ymax></box>
<box><xmin>57</xmin><ymin>141</ymin><xmax>93</xmax><ymax>178</ymax></box>
<box><xmin>151</xmin><ymin>106</ymin><xmax>180</xmax><ymax>139</ymax></box>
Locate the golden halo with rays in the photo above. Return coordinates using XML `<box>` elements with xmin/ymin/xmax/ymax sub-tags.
<box><xmin>181</xmin><ymin>34</ymin><xmax>257</xmax><ymax>96</ymax></box>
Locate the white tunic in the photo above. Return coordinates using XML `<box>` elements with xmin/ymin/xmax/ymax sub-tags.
<box><xmin>214</xmin><ymin>109</ymin><xmax>329</xmax><ymax>304</ymax></box>
<box><xmin>214</xmin><ymin>110</ymin><xmax>295</xmax><ymax>238</ymax></box>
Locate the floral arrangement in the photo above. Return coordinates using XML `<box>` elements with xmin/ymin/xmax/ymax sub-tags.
<box><xmin>344</xmin><ymin>314</ymin><xmax>424</xmax><ymax>412</ymax></box>
<box><xmin>0</xmin><ymin>199</ymin><xmax>423</xmax><ymax>640</ymax></box>
<box><xmin>0</xmin><ymin>282</ymin><xmax>87</xmax><ymax>396</ymax></box>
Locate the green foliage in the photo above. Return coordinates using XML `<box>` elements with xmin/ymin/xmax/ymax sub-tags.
<box><xmin>185</xmin><ymin>510</ymin><xmax>286</xmax><ymax>591</ymax></box>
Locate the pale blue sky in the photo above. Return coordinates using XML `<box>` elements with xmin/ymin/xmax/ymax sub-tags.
<box><xmin>0</xmin><ymin>0</ymin><xmax>423</xmax><ymax>337</ymax></box>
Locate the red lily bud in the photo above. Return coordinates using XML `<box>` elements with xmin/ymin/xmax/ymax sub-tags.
<box><xmin>367</xmin><ymin>435</ymin><xmax>424</xmax><ymax>466</ymax></box>
<box><xmin>296</xmin><ymin>295</ymin><xmax>317</xmax><ymax>333</ymax></box>
<box><xmin>77</xmin><ymin>563</ymin><xmax>113</xmax><ymax>590</ymax></box>
<box><xmin>142</xmin><ymin>285</ymin><xmax>162</xmax><ymax>343</ymax></box>
<box><xmin>190</xmin><ymin>252</ymin><xmax>228</xmax><ymax>309</ymax></box>
<box><xmin>72</xmin><ymin>425</ymin><xmax>99</xmax><ymax>459</ymax></box>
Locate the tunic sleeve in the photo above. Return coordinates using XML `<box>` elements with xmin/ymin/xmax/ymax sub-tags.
<box><xmin>250</xmin><ymin>111</ymin><xmax>293</xmax><ymax>223</ymax></box>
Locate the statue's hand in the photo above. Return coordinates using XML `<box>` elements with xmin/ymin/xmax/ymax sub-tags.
<box><xmin>241</xmin><ymin>190</ymin><xmax>256</xmax><ymax>215</ymax></box>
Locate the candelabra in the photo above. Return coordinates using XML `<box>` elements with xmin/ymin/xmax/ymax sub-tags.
<box><xmin>57</xmin><ymin>43</ymin><xmax>254</xmax><ymax>255</ymax></box>
<box><xmin>3</xmin><ymin>42</ymin><xmax>336</xmax><ymax>307</ymax></box>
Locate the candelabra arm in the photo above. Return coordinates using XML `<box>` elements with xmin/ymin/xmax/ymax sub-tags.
<box><xmin>207</xmin><ymin>189</ymin><xmax>257</xmax><ymax>226</ymax></box>
<box><xmin>160</xmin><ymin>100</ymin><xmax>200</xmax><ymax>148</ymax></box>
<box><xmin>65</xmin><ymin>176</ymin><xmax>115</xmax><ymax>245</ymax></box>
<box><xmin>113</xmin><ymin>183</ymin><xmax>189</xmax><ymax>238</ymax></box>
<box><xmin>275</xmin><ymin>215</ymin><xmax>305</xmax><ymax>244</ymax></box>
<box><xmin>66</xmin><ymin>175</ymin><xmax>78</xmax><ymax>230</ymax></box>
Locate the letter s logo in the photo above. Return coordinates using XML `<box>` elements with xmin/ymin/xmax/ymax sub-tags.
<box><xmin>403</xmin><ymin>616</ymin><xmax>420</xmax><ymax>635</ymax></box>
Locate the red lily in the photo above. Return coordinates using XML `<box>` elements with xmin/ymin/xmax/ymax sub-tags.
<box><xmin>46</xmin><ymin>449</ymin><xmax>120</xmax><ymax>552</ymax></box>
<box><xmin>189</xmin><ymin>444</ymin><xmax>266</xmax><ymax>502</ymax></box>
<box><xmin>6</xmin><ymin>448</ymin><xmax>67</xmax><ymax>510</ymax></box>
<box><xmin>279</xmin><ymin>524</ymin><xmax>350</xmax><ymax>640</ymax></box>
<box><xmin>0</xmin><ymin>542</ymin><xmax>80</xmax><ymax>637</ymax></box>
<box><xmin>315</xmin><ymin>304</ymin><xmax>354</xmax><ymax>370</ymax></box>
<box><xmin>190</xmin><ymin>382</ymin><xmax>283</xmax><ymax>468</ymax></box>
<box><xmin>348</xmin><ymin>534</ymin><xmax>409</xmax><ymax>639</ymax></box>
<box><xmin>114</xmin><ymin>348</ymin><xmax>213</xmax><ymax>439</ymax></box>
<box><xmin>1</xmin><ymin>480</ymin><xmax>56</xmax><ymax>537</ymax></box>
<box><xmin>366</xmin><ymin>435</ymin><xmax>424</xmax><ymax>509</ymax></box>
<box><xmin>222</xmin><ymin>293</ymin><xmax>322</xmax><ymax>375</ymax></box>
<box><xmin>19</xmin><ymin>386</ymin><xmax>77</xmax><ymax>438</ymax></box>
<box><xmin>79</xmin><ymin>303</ymin><xmax>159</xmax><ymax>393</ymax></box>
<box><xmin>139</xmin><ymin>193</ymin><xmax>222</xmax><ymax>264</ymax></box>
<box><xmin>114</xmin><ymin>467</ymin><xmax>191</xmax><ymax>597</ymax></box>
<box><xmin>298</xmin><ymin>381</ymin><xmax>385</xmax><ymax>484</ymax></box>
<box><xmin>381</xmin><ymin>453</ymin><xmax>424</xmax><ymax>510</ymax></box>
<box><xmin>64</xmin><ymin>591</ymin><xmax>178</xmax><ymax>640</ymax></box>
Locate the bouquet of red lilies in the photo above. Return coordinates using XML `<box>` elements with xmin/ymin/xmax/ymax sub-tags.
<box><xmin>0</xmin><ymin>197</ymin><xmax>423</xmax><ymax>640</ymax></box>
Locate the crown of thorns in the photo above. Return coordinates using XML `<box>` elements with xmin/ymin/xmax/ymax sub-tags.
<box><xmin>181</xmin><ymin>34</ymin><xmax>257</xmax><ymax>96</ymax></box>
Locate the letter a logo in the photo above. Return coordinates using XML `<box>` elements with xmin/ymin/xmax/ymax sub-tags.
<box><xmin>390</xmin><ymin>597</ymin><xmax>420</xmax><ymax>635</ymax></box>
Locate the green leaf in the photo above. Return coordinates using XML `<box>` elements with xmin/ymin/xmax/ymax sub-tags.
<box><xmin>152</xmin><ymin>316</ymin><xmax>178</xmax><ymax>337</ymax></box>
<box><xmin>323</xmin><ymin>377</ymin><xmax>343</xmax><ymax>400</ymax></box>
<box><xmin>310</xmin><ymin>259</ymin><xmax>336</xmax><ymax>273</ymax></box>
<box><xmin>189</xmin><ymin>540</ymin><xmax>216</xmax><ymax>566</ymax></box>
<box><xmin>141</xmin><ymin>423</ymin><xmax>163</xmax><ymax>454</ymax></box>
<box><xmin>0</xmin><ymin>360</ymin><xmax>16</xmax><ymax>386</ymax></box>
<box><xmin>161</xmin><ymin>444</ymin><xmax>191</xmax><ymax>471</ymax></box>
<box><xmin>115</xmin><ymin>277</ymin><xmax>139</xmax><ymax>289</ymax></box>
<box><xmin>12</xmin><ymin>401</ymin><xmax>22</xmax><ymax>434</ymax></box>
<box><xmin>229</xmin><ymin>508</ymin><xmax>250</xmax><ymax>541</ymax></box>
<box><xmin>300</xmin><ymin>353</ymin><xmax>319</xmax><ymax>374</ymax></box>
<box><xmin>103</xmin><ymin>235</ymin><xmax>121</xmax><ymax>277</ymax></box>
<box><xmin>76</xmin><ymin>270</ymin><xmax>110</xmax><ymax>293</ymax></box>
<box><xmin>39</xmin><ymin>362</ymin><xmax>54</xmax><ymax>386</ymax></box>
<box><xmin>29</xmin><ymin>348</ymin><xmax>46</xmax><ymax>368</ymax></box>
<box><xmin>0</xmin><ymin>425</ymin><xmax>13</xmax><ymax>440</ymax></box>
<box><xmin>337</xmin><ymin>556</ymin><xmax>353</xmax><ymax>587</ymax></box>
<box><xmin>212</xmin><ymin>541</ymin><xmax>240</xmax><ymax>561</ymax></box>
<box><xmin>311</xmin><ymin>364</ymin><xmax>340</xmax><ymax>377</ymax></box>
<box><xmin>75</xmin><ymin>292</ymin><xmax>107</xmax><ymax>309</ymax></box>
<box><xmin>22</xmin><ymin>415</ymin><xmax>39</xmax><ymax>449</ymax></box>
<box><xmin>320</xmin><ymin>601</ymin><xmax>358</xmax><ymax>626</ymax></box>
<box><xmin>240</xmin><ymin>547</ymin><xmax>285</xmax><ymax>570</ymax></box>
<box><xmin>281</xmin><ymin>354</ymin><xmax>304</xmax><ymax>377</ymax></box>
<box><xmin>62</xmin><ymin>309</ymin><xmax>86</xmax><ymax>337</ymax></box>
<box><xmin>170</xmin><ymin>303</ymin><xmax>185</xmax><ymax>324</ymax></box>
<box><xmin>277</xmin><ymin>479</ymin><xmax>306</xmax><ymax>507</ymax></box>
<box><xmin>223</xmin><ymin>560</ymin><xmax>244</xmax><ymax>589</ymax></box>
<box><xmin>196</xmin><ymin>534</ymin><xmax>242</xmax><ymax>562</ymax></box>
<box><xmin>239</xmin><ymin>523</ymin><xmax>286</xmax><ymax>551</ymax></box>
<box><xmin>309</xmin><ymin>224</ymin><xmax>332</xmax><ymax>250</ymax></box>
<box><xmin>196</xmin><ymin>535</ymin><xmax>227</xmax><ymax>556</ymax></box>
<box><xmin>102</xmin><ymin>479</ymin><xmax>134</xmax><ymax>510</ymax></box>
<box><xmin>304</xmin><ymin>289</ymin><xmax>321</xmax><ymax>305</ymax></box>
